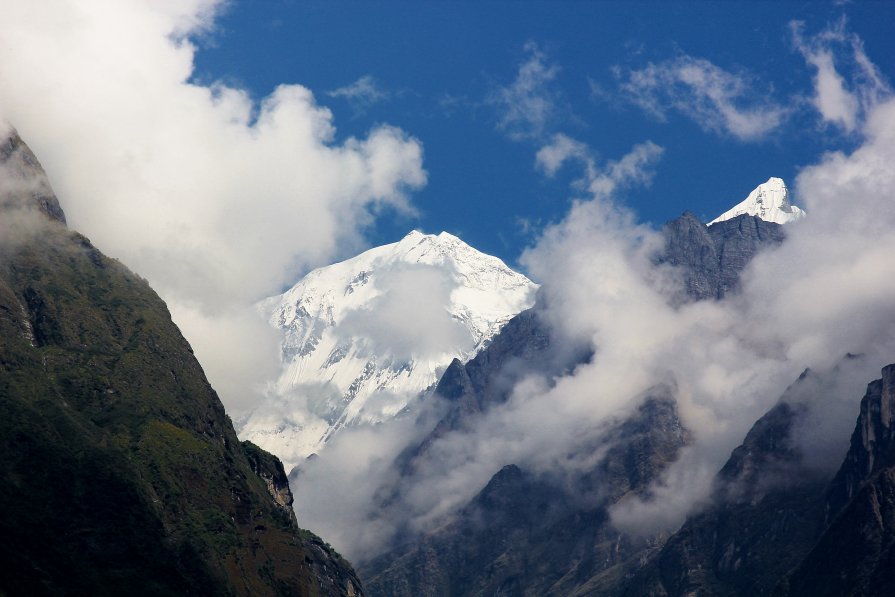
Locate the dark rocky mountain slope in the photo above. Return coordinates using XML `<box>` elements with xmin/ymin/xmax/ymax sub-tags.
<box><xmin>781</xmin><ymin>364</ymin><xmax>895</xmax><ymax>596</ymax></box>
<box><xmin>624</xmin><ymin>370</ymin><xmax>832</xmax><ymax>596</ymax></box>
<box><xmin>0</xmin><ymin>130</ymin><xmax>362</xmax><ymax>596</ymax></box>
<box><xmin>659</xmin><ymin>210</ymin><xmax>786</xmax><ymax>302</ymax></box>
<box><xmin>616</xmin><ymin>360</ymin><xmax>895</xmax><ymax>597</ymax></box>
<box><xmin>361</xmin><ymin>212</ymin><xmax>788</xmax><ymax>595</ymax></box>
<box><xmin>366</xmin><ymin>389</ymin><xmax>691</xmax><ymax>597</ymax></box>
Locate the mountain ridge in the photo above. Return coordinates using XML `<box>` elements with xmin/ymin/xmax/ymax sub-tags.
<box><xmin>0</xmin><ymin>129</ymin><xmax>364</xmax><ymax>596</ymax></box>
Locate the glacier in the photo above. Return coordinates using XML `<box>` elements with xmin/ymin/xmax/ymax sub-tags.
<box><xmin>709</xmin><ymin>177</ymin><xmax>806</xmax><ymax>225</ymax></box>
<box><xmin>239</xmin><ymin>230</ymin><xmax>537</xmax><ymax>470</ymax></box>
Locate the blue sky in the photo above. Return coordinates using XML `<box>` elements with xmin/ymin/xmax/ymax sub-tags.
<box><xmin>192</xmin><ymin>0</ymin><xmax>895</xmax><ymax>266</ymax></box>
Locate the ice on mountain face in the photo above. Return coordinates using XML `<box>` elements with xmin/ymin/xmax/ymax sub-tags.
<box><xmin>709</xmin><ymin>177</ymin><xmax>806</xmax><ymax>225</ymax></box>
<box><xmin>239</xmin><ymin>230</ymin><xmax>537</xmax><ymax>470</ymax></box>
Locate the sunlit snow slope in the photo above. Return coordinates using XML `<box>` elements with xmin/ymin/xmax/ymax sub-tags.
<box><xmin>709</xmin><ymin>177</ymin><xmax>806</xmax><ymax>225</ymax></box>
<box><xmin>240</xmin><ymin>231</ymin><xmax>537</xmax><ymax>470</ymax></box>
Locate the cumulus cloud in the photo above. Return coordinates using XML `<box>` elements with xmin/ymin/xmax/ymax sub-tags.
<box><xmin>601</xmin><ymin>78</ymin><xmax>895</xmax><ymax>525</ymax></box>
<box><xmin>292</xmin><ymin>141</ymin><xmax>668</xmax><ymax>561</ymax></box>
<box><xmin>587</xmin><ymin>140</ymin><xmax>664</xmax><ymax>201</ymax></box>
<box><xmin>468</xmin><ymin>83</ymin><xmax>895</xmax><ymax>537</ymax></box>
<box><xmin>616</xmin><ymin>55</ymin><xmax>789</xmax><ymax>141</ymax></box>
<box><xmin>0</xmin><ymin>1</ymin><xmax>426</xmax><ymax>412</ymax></box>
<box><xmin>7</xmin><ymin>2</ymin><xmax>893</xmax><ymax>569</ymax></box>
<box><xmin>488</xmin><ymin>42</ymin><xmax>561</xmax><ymax>141</ymax></box>
<box><xmin>606</xmin><ymin>52</ymin><xmax>895</xmax><ymax>531</ymax></box>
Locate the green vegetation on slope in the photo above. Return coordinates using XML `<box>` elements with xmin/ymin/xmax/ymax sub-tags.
<box><xmin>0</xmin><ymin>189</ymin><xmax>361</xmax><ymax>595</ymax></box>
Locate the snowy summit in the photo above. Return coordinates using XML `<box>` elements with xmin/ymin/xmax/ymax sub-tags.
<box><xmin>240</xmin><ymin>231</ymin><xmax>537</xmax><ymax>470</ymax></box>
<box><xmin>709</xmin><ymin>177</ymin><xmax>806</xmax><ymax>225</ymax></box>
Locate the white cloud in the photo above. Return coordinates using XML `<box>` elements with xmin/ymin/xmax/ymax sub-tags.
<box><xmin>7</xmin><ymin>1</ymin><xmax>893</xmax><ymax>568</ymax></box>
<box><xmin>535</xmin><ymin>133</ymin><xmax>592</xmax><ymax>177</ymax></box>
<box><xmin>587</xmin><ymin>140</ymin><xmax>664</xmax><ymax>200</ymax></box>
<box><xmin>535</xmin><ymin>134</ymin><xmax>662</xmax><ymax>203</ymax></box>
<box><xmin>503</xmin><ymin>89</ymin><xmax>895</xmax><ymax>535</ymax></box>
<box><xmin>293</xmin><ymin>397</ymin><xmax>448</xmax><ymax>559</ymax></box>
<box><xmin>338</xmin><ymin>263</ymin><xmax>473</xmax><ymax>361</ymax></box>
<box><xmin>791</xmin><ymin>19</ymin><xmax>891</xmax><ymax>133</ymax></box>
<box><xmin>0</xmin><ymin>0</ymin><xmax>426</xmax><ymax>412</ymax></box>
<box><xmin>488</xmin><ymin>42</ymin><xmax>561</xmax><ymax>141</ymax></box>
<box><xmin>290</xmin><ymin>141</ymin><xmax>669</xmax><ymax>562</ymax></box>
<box><xmin>328</xmin><ymin>75</ymin><xmax>390</xmax><ymax>113</ymax></box>
<box><xmin>617</xmin><ymin>55</ymin><xmax>788</xmax><ymax>141</ymax></box>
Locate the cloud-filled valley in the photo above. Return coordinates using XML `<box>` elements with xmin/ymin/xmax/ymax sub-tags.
<box><xmin>291</xmin><ymin>20</ymin><xmax>895</xmax><ymax>565</ymax></box>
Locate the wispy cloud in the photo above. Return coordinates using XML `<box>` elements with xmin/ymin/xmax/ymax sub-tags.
<box><xmin>535</xmin><ymin>133</ymin><xmax>663</xmax><ymax>202</ymax></box>
<box><xmin>328</xmin><ymin>75</ymin><xmax>390</xmax><ymax>114</ymax></box>
<box><xmin>535</xmin><ymin>133</ymin><xmax>592</xmax><ymax>177</ymax></box>
<box><xmin>587</xmin><ymin>140</ymin><xmax>664</xmax><ymax>200</ymax></box>
<box><xmin>791</xmin><ymin>19</ymin><xmax>891</xmax><ymax>133</ymax></box>
<box><xmin>615</xmin><ymin>55</ymin><xmax>789</xmax><ymax>141</ymax></box>
<box><xmin>488</xmin><ymin>42</ymin><xmax>561</xmax><ymax>141</ymax></box>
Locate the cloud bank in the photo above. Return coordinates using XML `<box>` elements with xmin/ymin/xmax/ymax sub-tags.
<box><xmin>0</xmin><ymin>0</ymin><xmax>426</xmax><ymax>412</ymax></box>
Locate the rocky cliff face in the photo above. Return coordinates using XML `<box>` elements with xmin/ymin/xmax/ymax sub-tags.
<box><xmin>659</xmin><ymin>211</ymin><xmax>786</xmax><ymax>302</ymax></box>
<box><xmin>0</xmin><ymin>130</ymin><xmax>363</xmax><ymax>596</ymax></box>
<box><xmin>619</xmin><ymin>362</ymin><xmax>895</xmax><ymax>597</ymax></box>
<box><xmin>399</xmin><ymin>304</ymin><xmax>588</xmax><ymax>475</ymax></box>
<box><xmin>625</xmin><ymin>385</ymin><xmax>828</xmax><ymax>596</ymax></box>
<box><xmin>366</xmin><ymin>390</ymin><xmax>692</xmax><ymax>597</ymax></box>
<box><xmin>782</xmin><ymin>364</ymin><xmax>895</xmax><ymax>596</ymax></box>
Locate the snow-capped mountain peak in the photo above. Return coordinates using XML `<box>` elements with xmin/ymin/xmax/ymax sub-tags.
<box><xmin>241</xmin><ymin>231</ymin><xmax>537</xmax><ymax>470</ymax></box>
<box><xmin>709</xmin><ymin>177</ymin><xmax>806</xmax><ymax>225</ymax></box>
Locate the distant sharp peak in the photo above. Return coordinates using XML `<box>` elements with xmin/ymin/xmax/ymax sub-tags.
<box><xmin>0</xmin><ymin>127</ymin><xmax>67</xmax><ymax>225</ymax></box>
<box><xmin>397</xmin><ymin>228</ymin><xmax>482</xmax><ymax>252</ymax></box>
<box><xmin>393</xmin><ymin>229</ymin><xmax>469</xmax><ymax>259</ymax></box>
<box><xmin>403</xmin><ymin>229</ymin><xmax>458</xmax><ymax>241</ymax></box>
<box><xmin>709</xmin><ymin>177</ymin><xmax>806</xmax><ymax>226</ymax></box>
